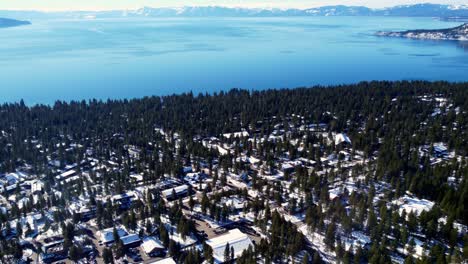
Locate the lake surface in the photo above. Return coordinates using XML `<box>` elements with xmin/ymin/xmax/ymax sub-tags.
<box><xmin>1</xmin><ymin>16</ymin><xmax>467</xmax><ymax>104</ymax></box>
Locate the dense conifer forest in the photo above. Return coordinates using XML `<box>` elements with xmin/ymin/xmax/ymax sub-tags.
<box><xmin>0</xmin><ymin>81</ymin><xmax>466</xmax><ymax>263</ymax></box>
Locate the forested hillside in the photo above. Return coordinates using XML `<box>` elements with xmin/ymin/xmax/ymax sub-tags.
<box><xmin>0</xmin><ymin>81</ymin><xmax>466</xmax><ymax>263</ymax></box>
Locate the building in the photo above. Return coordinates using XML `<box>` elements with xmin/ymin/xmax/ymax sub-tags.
<box><xmin>55</xmin><ymin>169</ymin><xmax>77</xmax><ymax>182</ymax></box>
<box><xmin>281</xmin><ymin>163</ymin><xmax>295</xmax><ymax>173</ymax></box>
<box><xmin>223</xmin><ymin>131</ymin><xmax>249</xmax><ymax>139</ymax></box>
<box><xmin>25</xmin><ymin>213</ymin><xmax>46</xmax><ymax>232</ymax></box>
<box><xmin>206</xmin><ymin>229</ymin><xmax>254</xmax><ymax>263</ymax></box>
<box><xmin>221</xmin><ymin>197</ymin><xmax>246</xmax><ymax>212</ymax></box>
<box><xmin>31</xmin><ymin>180</ymin><xmax>44</xmax><ymax>194</ymax></box>
<box><xmin>433</xmin><ymin>143</ymin><xmax>448</xmax><ymax>157</ymax></box>
<box><xmin>99</xmin><ymin>227</ymin><xmax>128</xmax><ymax>245</ymax></box>
<box><xmin>69</xmin><ymin>200</ymin><xmax>97</xmax><ymax>221</ymax></box>
<box><xmin>39</xmin><ymin>237</ymin><xmax>68</xmax><ymax>263</ymax></box>
<box><xmin>99</xmin><ymin>227</ymin><xmax>141</xmax><ymax>248</ymax></box>
<box><xmin>161</xmin><ymin>184</ymin><xmax>189</xmax><ymax>201</ymax></box>
<box><xmin>335</xmin><ymin>133</ymin><xmax>351</xmax><ymax>145</ymax></box>
<box><xmin>121</xmin><ymin>234</ymin><xmax>141</xmax><ymax>248</ymax></box>
<box><xmin>128</xmin><ymin>147</ymin><xmax>141</xmax><ymax>159</ymax></box>
<box><xmin>41</xmin><ymin>239</ymin><xmax>65</xmax><ymax>254</ymax></box>
<box><xmin>111</xmin><ymin>191</ymin><xmax>138</xmax><ymax>209</ymax></box>
<box><xmin>141</xmin><ymin>236</ymin><xmax>166</xmax><ymax>257</ymax></box>
<box><xmin>149</xmin><ymin>257</ymin><xmax>177</xmax><ymax>264</ymax></box>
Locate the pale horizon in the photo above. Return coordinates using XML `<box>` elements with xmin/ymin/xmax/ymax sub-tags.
<box><xmin>0</xmin><ymin>0</ymin><xmax>466</xmax><ymax>12</ymax></box>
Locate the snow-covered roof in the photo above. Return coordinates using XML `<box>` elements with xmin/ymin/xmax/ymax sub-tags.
<box><xmin>335</xmin><ymin>133</ymin><xmax>351</xmax><ymax>145</ymax></box>
<box><xmin>111</xmin><ymin>191</ymin><xmax>136</xmax><ymax>202</ymax></box>
<box><xmin>329</xmin><ymin>187</ymin><xmax>342</xmax><ymax>200</ymax></box>
<box><xmin>281</xmin><ymin>163</ymin><xmax>295</xmax><ymax>171</ymax></box>
<box><xmin>55</xmin><ymin>169</ymin><xmax>76</xmax><ymax>181</ymax></box>
<box><xmin>149</xmin><ymin>257</ymin><xmax>176</xmax><ymax>264</ymax></box>
<box><xmin>121</xmin><ymin>234</ymin><xmax>141</xmax><ymax>246</ymax></box>
<box><xmin>393</xmin><ymin>195</ymin><xmax>434</xmax><ymax>216</ymax></box>
<box><xmin>99</xmin><ymin>227</ymin><xmax>128</xmax><ymax>243</ymax></box>
<box><xmin>215</xmin><ymin>145</ymin><xmax>229</xmax><ymax>155</ymax></box>
<box><xmin>433</xmin><ymin>143</ymin><xmax>448</xmax><ymax>153</ymax></box>
<box><xmin>130</xmin><ymin>173</ymin><xmax>144</xmax><ymax>182</ymax></box>
<box><xmin>223</xmin><ymin>131</ymin><xmax>249</xmax><ymax>139</ymax></box>
<box><xmin>141</xmin><ymin>236</ymin><xmax>165</xmax><ymax>254</ymax></box>
<box><xmin>206</xmin><ymin>229</ymin><xmax>253</xmax><ymax>263</ymax></box>
<box><xmin>161</xmin><ymin>184</ymin><xmax>189</xmax><ymax>198</ymax></box>
<box><xmin>248</xmin><ymin>156</ymin><xmax>260</xmax><ymax>164</ymax></box>
<box><xmin>221</xmin><ymin>197</ymin><xmax>246</xmax><ymax>210</ymax></box>
<box><xmin>31</xmin><ymin>180</ymin><xmax>44</xmax><ymax>193</ymax></box>
<box><xmin>3</xmin><ymin>173</ymin><xmax>21</xmax><ymax>184</ymax></box>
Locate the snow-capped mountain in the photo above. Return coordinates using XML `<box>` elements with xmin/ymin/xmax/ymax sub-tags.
<box><xmin>304</xmin><ymin>4</ymin><xmax>468</xmax><ymax>17</ymax></box>
<box><xmin>125</xmin><ymin>6</ymin><xmax>306</xmax><ymax>17</ymax></box>
<box><xmin>126</xmin><ymin>4</ymin><xmax>468</xmax><ymax>18</ymax></box>
<box><xmin>304</xmin><ymin>6</ymin><xmax>373</xmax><ymax>16</ymax></box>
<box><xmin>376</xmin><ymin>23</ymin><xmax>468</xmax><ymax>41</ymax></box>
<box><xmin>374</xmin><ymin>3</ymin><xmax>468</xmax><ymax>17</ymax></box>
<box><xmin>1</xmin><ymin>4</ymin><xmax>467</xmax><ymax>20</ymax></box>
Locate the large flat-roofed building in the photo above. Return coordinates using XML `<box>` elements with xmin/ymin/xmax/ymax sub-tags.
<box><xmin>111</xmin><ymin>191</ymin><xmax>138</xmax><ymax>209</ymax></box>
<box><xmin>99</xmin><ymin>227</ymin><xmax>128</xmax><ymax>245</ymax></box>
<box><xmin>99</xmin><ymin>227</ymin><xmax>141</xmax><ymax>248</ymax></box>
<box><xmin>120</xmin><ymin>233</ymin><xmax>141</xmax><ymax>248</ymax></box>
<box><xmin>161</xmin><ymin>184</ymin><xmax>189</xmax><ymax>200</ymax></box>
<box><xmin>206</xmin><ymin>228</ymin><xmax>254</xmax><ymax>263</ymax></box>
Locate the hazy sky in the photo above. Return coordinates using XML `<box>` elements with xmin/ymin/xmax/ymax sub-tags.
<box><xmin>1</xmin><ymin>0</ymin><xmax>466</xmax><ymax>11</ymax></box>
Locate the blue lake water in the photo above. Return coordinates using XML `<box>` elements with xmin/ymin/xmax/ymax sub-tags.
<box><xmin>0</xmin><ymin>16</ymin><xmax>467</xmax><ymax>104</ymax></box>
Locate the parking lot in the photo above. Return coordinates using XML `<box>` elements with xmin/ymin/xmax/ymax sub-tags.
<box><xmin>182</xmin><ymin>207</ymin><xmax>262</xmax><ymax>245</ymax></box>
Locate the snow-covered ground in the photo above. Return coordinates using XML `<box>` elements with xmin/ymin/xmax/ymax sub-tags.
<box><xmin>298</xmin><ymin>225</ymin><xmax>336</xmax><ymax>263</ymax></box>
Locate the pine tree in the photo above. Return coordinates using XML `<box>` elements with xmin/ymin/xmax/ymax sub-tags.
<box><xmin>324</xmin><ymin>221</ymin><xmax>336</xmax><ymax>249</ymax></box>
<box><xmin>224</xmin><ymin>242</ymin><xmax>231</xmax><ymax>263</ymax></box>
<box><xmin>407</xmin><ymin>238</ymin><xmax>416</xmax><ymax>256</ymax></box>
<box><xmin>69</xmin><ymin>245</ymin><xmax>82</xmax><ymax>262</ymax></box>
<box><xmin>204</xmin><ymin>242</ymin><xmax>214</xmax><ymax>264</ymax></box>
<box><xmin>189</xmin><ymin>195</ymin><xmax>195</xmax><ymax>212</ymax></box>
<box><xmin>230</xmin><ymin>246</ymin><xmax>235</xmax><ymax>263</ymax></box>
<box><xmin>302</xmin><ymin>252</ymin><xmax>310</xmax><ymax>264</ymax></box>
<box><xmin>114</xmin><ymin>239</ymin><xmax>125</xmax><ymax>259</ymax></box>
<box><xmin>15</xmin><ymin>222</ymin><xmax>22</xmax><ymax>238</ymax></box>
<box><xmin>102</xmin><ymin>248</ymin><xmax>115</xmax><ymax>264</ymax></box>
<box><xmin>354</xmin><ymin>246</ymin><xmax>362</xmax><ymax>264</ymax></box>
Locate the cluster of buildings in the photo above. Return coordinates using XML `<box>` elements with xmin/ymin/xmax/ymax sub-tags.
<box><xmin>0</xmin><ymin>109</ymin><xmax>465</xmax><ymax>264</ymax></box>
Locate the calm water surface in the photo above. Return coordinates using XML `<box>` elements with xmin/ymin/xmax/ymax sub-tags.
<box><xmin>0</xmin><ymin>16</ymin><xmax>467</xmax><ymax>104</ymax></box>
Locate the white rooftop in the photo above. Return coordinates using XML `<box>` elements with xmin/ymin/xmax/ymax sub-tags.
<box><xmin>141</xmin><ymin>236</ymin><xmax>165</xmax><ymax>254</ymax></box>
<box><xmin>149</xmin><ymin>257</ymin><xmax>176</xmax><ymax>264</ymax></box>
<box><xmin>393</xmin><ymin>195</ymin><xmax>435</xmax><ymax>217</ymax></box>
<box><xmin>206</xmin><ymin>228</ymin><xmax>253</xmax><ymax>263</ymax></box>
<box><xmin>99</xmin><ymin>227</ymin><xmax>128</xmax><ymax>243</ymax></box>
<box><xmin>161</xmin><ymin>184</ymin><xmax>189</xmax><ymax>197</ymax></box>
<box><xmin>112</xmin><ymin>191</ymin><xmax>136</xmax><ymax>201</ymax></box>
<box><xmin>55</xmin><ymin>169</ymin><xmax>76</xmax><ymax>180</ymax></box>
<box><xmin>335</xmin><ymin>133</ymin><xmax>351</xmax><ymax>145</ymax></box>
<box><xmin>223</xmin><ymin>131</ymin><xmax>249</xmax><ymax>139</ymax></box>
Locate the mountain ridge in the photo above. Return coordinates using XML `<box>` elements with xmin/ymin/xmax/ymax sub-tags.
<box><xmin>1</xmin><ymin>3</ymin><xmax>468</xmax><ymax>20</ymax></box>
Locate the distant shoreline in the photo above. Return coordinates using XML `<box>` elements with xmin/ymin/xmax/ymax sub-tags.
<box><xmin>0</xmin><ymin>17</ymin><xmax>31</xmax><ymax>28</ymax></box>
<box><xmin>376</xmin><ymin>23</ymin><xmax>468</xmax><ymax>41</ymax></box>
